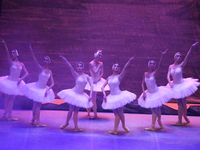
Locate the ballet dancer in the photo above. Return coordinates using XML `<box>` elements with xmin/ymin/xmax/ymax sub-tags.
<box><xmin>24</xmin><ymin>44</ymin><xmax>55</xmax><ymax>127</ymax></box>
<box><xmin>138</xmin><ymin>49</ymin><xmax>172</xmax><ymax>131</ymax></box>
<box><xmin>85</xmin><ymin>50</ymin><xmax>109</xmax><ymax>119</ymax></box>
<box><xmin>101</xmin><ymin>56</ymin><xmax>136</xmax><ymax>134</ymax></box>
<box><xmin>167</xmin><ymin>42</ymin><xmax>199</xmax><ymax>126</ymax></box>
<box><xmin>0</xmin><ymin>38</ymin><xmax>29</xmax><ymax>120</ymax></box>
<box><xmin>58</xmin><ymin>55</ymin><xmax>93</xmax><ymax>132</ymax></box>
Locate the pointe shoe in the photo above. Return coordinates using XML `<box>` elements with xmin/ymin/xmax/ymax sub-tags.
<box><xmin>184</xmin><ymin>116</ymin><xmax>190</xmax><ymax>123</ymax></box>
<box><xmin>145</xmin><ymin>127</ymin><xmax>155</xmax><ymax>131</ymax></box>
<box><xmin>89</xmin><ymin>116</ymin><xmax>97</xmax><ymax>120</ymax></box>
<box><xmin>35</xmin><ymin>123</ymin><xmax>46</xmax><ymax>127</ymax></box>
<box><xmin>108</xmin><ymin>131</ymin><xmax>117</xmax><ymax>135</ymax></box>
<box><xmin>7</xmin><ymin>117</ymin><xmax>18</xmax><ymax>121</ymax></box>
<box><xmin>123</xmin><ymin>126</ymin><xmax>130</xmax><ymax>132</ymax></box>
<box><xmin>171</xmin><ymin>122</ymin><xmax>182</xmax><ymax>126</ymax></box>
<box><xmin>30</xmin><ymin>118</ymin><xmax>36</xmax><ymax>124</ymax></box>
<box><xmin>74</xmin><ymin>128</ymin><xmax>83</xmax><ymax>132</ymax></box>
<box><xmin>60</xmin><ymin>123</ymin><xmax>69</xmax><ymax>129</ymax></box>
<box><xmin>157</xmin><ymin>121</ymin><xmax>164</xmax><ymax>129</ymax></box>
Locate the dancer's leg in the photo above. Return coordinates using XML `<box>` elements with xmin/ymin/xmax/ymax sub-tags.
<box><xmin>60</xmin><ymin>104</ymin><xmax>75</xmax><ymax>129</ymax></box>
<box><xmin>108</xmin><ymin>109</ymin><xmax>120</xmax><ymax>134</ymax></box>
<box><xmin>118</xmin><ymin>107</ymin><xmax>130</xmax><ymax>132</ymax></box>
<box><xmin>73</xmin><ymin>107</ymin><xmax>82</xmax><ymax>132</ymax></box>
<box><xmin>182</xmin><ymin>98</ymin><xmax>190</xmax><ymax>123</ymax></box>
<box><xmin>7</xmin><ymin>95</ymin><xmax>17</xmax><ymax>120</ymax></box>
<box><xmin>156</xmin><ymin>107</ymin><xmax>163</xmax><ymax>128</ymax></box>
<box><xmin>31</xmin><ymin>101</ymin><xmax>37</xmax><ymax>124</ymax></box>
<box><xmin>172</xmin><ymin>99</ymin><xmax>183</xmax><ymax>125</ymax></box>
<box><xmin>90</xmin><ymin>91</ymin><xmax>97</xmax><ymax>119</ymax></box>
<box><xmin>3</xmin><ymin>94</ymin><xmax>9</xmax><ymax>117</ymax></box>
<box><xmin>35</xmin><ymin>102</ymin><xmax>45</xmax><ymax>127</ymax></box>
<box><xmin>86</xmin><ymin>108</ymin><xmax>91</xmax><ymax>116</ymax></box>
<box><xmin>145</xmin><ymin>108</ymin><xmax>157</xmax><ymax>131</ymax></box>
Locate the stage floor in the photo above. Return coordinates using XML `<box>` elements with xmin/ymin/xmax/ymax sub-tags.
<box><xmin>0</xmin><ymin>109</ymin><xmax>200</xmax><ymax>150</ymax></box>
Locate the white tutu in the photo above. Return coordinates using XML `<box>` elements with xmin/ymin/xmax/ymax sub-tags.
<box><xmin>167</xmin><ymin>78</ymin><xmax>200</xmax><ymax>99</ymax></box>
<box><xmin>102</xmin><ymin>90</ymin><xmax>136</xmax><ymax>109</ymax></box>
<box><xmin>0</xmin><ymin>75</ymin><xmax>25</xmax><ymax>95</ymax></box>
<box><xmin>85</xmin><ymin>78</ymin><xmax>110</xmax><ymax>92</ymax></box>
<box><xmin>24</xmin><ymin>82</ymin><xmax>55</xmax><ymax>103</ymax></box>
<box><xmin>138</xmin><ymin>86</ymin><xmax>172</xmax><ymax>108</ymax></box>
<box><xmin>57</xmin><ymin>89</ymin><xmax>93</xmax><ymax>108</ymax></box>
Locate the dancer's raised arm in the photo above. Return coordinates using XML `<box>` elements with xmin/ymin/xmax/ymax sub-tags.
<box><xmin>60</xmin><ymin>55</ymin><xmax>78</xmax><ymax>79</ymax></box>
<box><xmin>0</xmin><ymin>38</ymin><xmax>12</xmax><ymax>65</ymax></box>
<box><xmin>154</xmin><ymin>49</ymin><xmax>168</xmax><ymax>77</ymax></box>
<box><xmin>118</xmin><ymin>56</ymin><xmax>135</xmax><ymax>82</ymax></box>
<box><xmin>29</xmin><ymin>43</ymin><xmax>42</xmax><ymax>71</ymax></box>
<box><xmin>180</xmin><ymin>42</ymin><xmax>198</xmax><ymax>68</ymax></box>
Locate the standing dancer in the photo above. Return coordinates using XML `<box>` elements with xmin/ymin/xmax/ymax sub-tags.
<box><xmin>167</xmin><ymin>42</ymin><xmax>199</xmax><ymax>126</ymax></box>
<box><xmin>101</xmin><ymin>56</ymin><xmax>136</xmax><ymax>134</ymax></box>
<box><xmin>138</xmin><ymin>49</ymin><xmax>172</xmax><ymax>131</ymax></box>
<box><xmin>58</xmin><ymin>56</ymin><xmax>93</xmax><ymax>132</ymax></box>
<box><xmin>24</xmin><ymin>44</ymin><xmax>55</xmax><ymax>127</ymax></box>
<box><xmin>0</xmin><ymin>38</ymin><xmax>29</xmax><ymax>120</ymax></box>
<box><xmin>85</xmin><ymin>50</ymin><xmax>109</xmax><ymax>119</ymax></box>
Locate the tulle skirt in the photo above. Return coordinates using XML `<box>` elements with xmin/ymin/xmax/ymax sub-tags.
<box><xmin>138</xmin><ymin>86</ymin><xmax>173</xmax><ymax>108</ymax></box>
<box><xmin>102</xmin><ymin>90</ymin><xmax>136</xmax><ymax>109</ymax></box>
<box><xmin>167</xmin><ymin>78</ymin><xmax>200</xmax><ymax>99</ymax></box>
<box><xmin>0</xmin><ymin>75</ymin><xmax>25</xmax><ymax>95</ymax></box>
<box><xmin>85</xmin><ymin>78</ymin><xmax>109</xmax><ymax>92</ymax></box>
<box><xmin>24</xmin><ymin>82</ymin><xmax>55</xmax><ymax>103</ymax></box>
<box><xmin>57</xmin><ymin>89</ymin><xmax>93</xmax><ymax>108</ymax></box>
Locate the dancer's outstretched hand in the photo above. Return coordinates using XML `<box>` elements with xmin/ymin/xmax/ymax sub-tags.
<box><xmin>129</xmin><ymin>55</ymin><xmax>135</xmax><ymax>61</ymax></box>
<box><xmin>45</xmin><ymin>90</ymin><xmax>48</xmax><ymax>97</ymax></box>
<box><xmin>60</xmin><ymin>55</ymin><xmax>66</xmax><ymax>60</ymax></box>
<box><xmin>142</xmin><ymin>92</ymin><xmax>146</xmax><ymax>100</ymax></box>
<box><xmin>162</xmin><ymin>49</ymin><xmax>168</xmax><ymax>55</ymax></box>
<box><xmin>17</xmin><ymin>78</ymin><xmax>22</xmax><ymax>86</ymax></box>
<box><xmin>103</xmin><ymin>95</ymin><xmax>107</xmax><ymax>102</ymax></box>
<box><xmin>192</xmin><ymin>42</ymin><xmax>199</xmax><ymax>47</ymax></box>
<box><xmin>0</xmin><ymin>38</ymin><xmax>6</xmax><ymax>44</ymax></box>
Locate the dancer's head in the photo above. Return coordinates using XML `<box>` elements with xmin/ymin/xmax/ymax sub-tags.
<box><xmin>11</xmin><ymin>49</ymin><xmax>19</xmax><ymax>60</ymax></box>
<box><xmin>76</xmin><ymin>62</ymin><xmax>84</xmax><ymax>72</ymax></box>
<box><xmin>112</xmin><ymin>63</ymin><xmax>120</xmax><ymax>73</ymax></box>
<box><xmin>94</xmin><ymin>50</ymin><xmax>102</xmax><ymax>60</ymax></box>
<box><xmin>43</xmin><ymin>56</ymin><xmax>51</xmax><ymax>65</ymax></box>
<box><xmin>148</xmin><ymin>60</ymin><xmax>156</xmax><ymax>70</ymax></box>
<box><xmin>174</xmin><ymin>52</ymin><xmax>182</xmax><ymax>62</ymax></box>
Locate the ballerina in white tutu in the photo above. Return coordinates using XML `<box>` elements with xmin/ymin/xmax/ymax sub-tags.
<box><xmin>85</xmin><ymin>50</ymin><xmax>109</xmax><ymax>119</ymax></box>
<box><xmin>24</xmin><ymin>44</ymin><xmax>55</xmax><ymax>127</ymax></box>
<box><xmin>167</xmin><ymin>42</ymin><xmax>199</xmax><ymax>126</ymax></box>
<box><xmin>0</xmin><ymin>38</ymin><xmax>29</xmax><ymax>120</ymax></box>
<box><xmin>101</xmin><ymin>56</ymin><xmax>136</xmax><ymax>134</ymax></box>
<box><xmin>58</xmin><ymin>55</ymin><xmax>93</xmax><ymax>132</ymax></box>
<box><xmin>138</xmin><ymin>49</ymin><xmax>172</xmax><ymax>131</ymax></box>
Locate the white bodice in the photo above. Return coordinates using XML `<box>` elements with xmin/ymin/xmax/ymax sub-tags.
<box><xmin>108</xmin><ymin>76</ymin><xmax>121</xmax><ymax>95</ymax></box>
<box><xmin>73</xmin><ymin>75</ymin><xmax>87</xmax><ymax>94</ymax></box>
<box><xmin>145</xmin><ymin>76</ymin><xmax>158</xmax><ymax>93</ymax></box>
<box><xmin>36</xmin><ymin>71</ymin><xmax>51</xmax><ymax>88</ymax></box>
<box><xmin>8</xmin><ymin>64</ymin><xmax>22</xmax><ymax>81</ymax></box>
<box><xmin>170</xmin><ymin>67</ymin><xmax>184</xmax><ymax>84</ymax></box>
